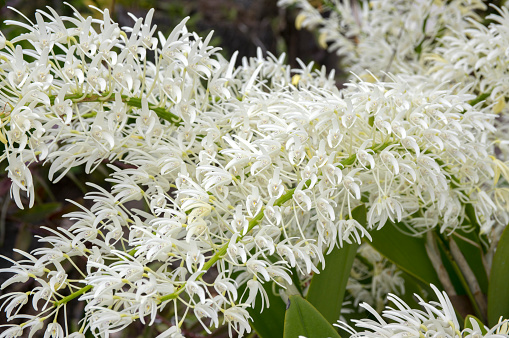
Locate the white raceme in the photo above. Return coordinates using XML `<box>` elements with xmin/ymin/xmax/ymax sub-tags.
<box><xmin>0</xmin><ymin>1</ymin><xmax>508</xmax><ymax>337</ymax></box>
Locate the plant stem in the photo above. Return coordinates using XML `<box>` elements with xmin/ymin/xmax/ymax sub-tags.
<box><xmin>53</xmin><ymin>285</ymin><xmax>93</xmax><ymax>307</ymax></box>
<box><xmin>468</xmin><ymin>92</ymin><xmax>492</xmax><ymax>106</ymax></box>
<box><xmin>158</xmin><ymin>141</ymin><xmax>391</xmax><ymax>303</ymax></box>
<box><xmin>47</xmin><ymin>93</ymin><xmax>182</xmax><ymax>126</ymax></box>
<box><xmin>51</xmin><ymin>139</ymin><xmax>393</xmax><ymax>306</ymax></box>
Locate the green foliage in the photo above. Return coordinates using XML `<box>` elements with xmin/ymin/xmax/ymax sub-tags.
<box><xmin>488</xmin><ymin>223</ymin><xmax>509</xmax><ymax>326</ymax></box>
<box><xmin>368</xmin><ymin>222</ymin><xmax>442</xmax><ymax>287</ymax></box>
<box><xmin>283</xmin><ymin>295</ymin><xmax>341</xmax><ymax>338</ymax></box>
<box><xmin>306</xmin><ymin>204</ymin><xmax>365</xmax><ymax>325</ymax></box>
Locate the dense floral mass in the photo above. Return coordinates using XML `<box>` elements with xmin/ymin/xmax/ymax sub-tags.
<box><xmin>278</xmin><ymin>0</ymin><xmax>486</xmax><ymax>76</ymax></box>
<box><xmin>337</xmin><ymin>285</ymin><xmax>509</xmax><ymax>338</ymax></box>
<box><xmin>0</xmin><ymin>1</ymin><xmax>509</xmax><ymax>337</ymax></box>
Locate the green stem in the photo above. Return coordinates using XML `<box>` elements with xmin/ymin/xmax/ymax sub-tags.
<box><xmin>53</xmin><ymin>284</ymin><xmax>93</xmax><ymax>307</ymax></box>
<box><xmin>45</xmin><ymin>132</ymin><xmax>390</xmax><ymax>306</ymax></box>
<box><xmin>158</xmin><ymin>141</ymin><xmax>392</xmax><ymax>303</ymax></box>
<box><xmin>47</xmin><ymin>93</ymin><xmax>182</xmax><ymax>126</ymax></box>
<box><xmin>468</xmin><ymin>92</ymin><xmax>492</xmax><ymax>107</ymax></box>
<box><xmin>124</xmin><ymin>96</ymin><xmax>181</xmax><ymax>126</ymax></box>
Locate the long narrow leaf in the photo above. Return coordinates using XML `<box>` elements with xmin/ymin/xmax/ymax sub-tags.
<box><xmin>488</xmin><ymin>223</ymin><xmax>509</xmax><ymax>326</ymax></box>
<box><xmin>306</xmin><ymin>204</ymin><xmax>365</xmax><ymax>325</ymax></box>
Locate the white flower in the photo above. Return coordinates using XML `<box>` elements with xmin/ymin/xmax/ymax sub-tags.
<box><xmin>244</xmin><ymin>279</ymin><xmax>270</xmax><ymax>312</ymax></box>
<box><xmin>156</xmin><ymin>326</ymin><xmax>185</xmax><ymax>338</ymax></box>
<box><xmin>223</xmin><ymin>305</ymin><xmax>252</xmax><ymax>337</ymax></box>
<box><xmin>0</xmin><ymin>292</ymin><xmax>28</xmax><ymax>319</ymax></box>
<box><xmin>7</xmin><ymin>155</ymin><xmax>34</xmax><ymax>209</ymax></box>
<box><xmin>214</xmin><ymin>274</ymin><xmax>238</xmax><ymax>302</ymax></box>
<box><xmin>227</xmin><ymin>233</ymin><xmax>248</xmax><ymax>264</ymax></box>
<box><xmin>246</xmin><ymin>257</ymin><xmax>271</xmax><ymax>282</ymax></box>
<box><xmin>44</xmin><ymin>323</ymin><xmax>64</xmax><ymax>338</ymax></box>
<box><xmin>336</xmin><ymin>284</ymin><xmax>493</xmax><ymax>338</ymax></box>
<box><xmin>194</xmin><ymin>302</ymin><xmax>219</xmax><ymax>333</ymax></box>
<box><xmin>268</xmin><ymin>168</ymin><xmax>285</xmax><ymax>198</ymax></box>
<box><xmin>185</xmin><ymin>271</ymin><xmax>207</xmax><ymax>304</ymax></box>
<box><xmin>0</xmin><ymin>30</ymin><xmax>6</xmax><ymax>49</ymax></box>
<box><xmin>0</xmin><ymin>325</ymin><xmax>23</xmax><ymax>338</ymax></box>
<box><xmin>293</xmin><ymin>181</ymin><xmax>312</xmax><ymax>211</ymax></box>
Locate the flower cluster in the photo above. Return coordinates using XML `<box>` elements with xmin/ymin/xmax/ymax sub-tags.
<box><xmin>337</xmin><ymin>285</ymin><xmax>509</xmax><ymax>338</ymax></box>
<box><xmin>279</xmin><ymin>0</ymin><xmax>509</xmax><ymax>235</ymax></box>
<box><xmin>0</xmin><ymin>3</ymin><xmax>506</xmax><ymax>338</ymax></box>
<box><xmin>278</xmin><ymin>0</ymin><xmax>486</xmax><ymax>77</ymax></box>
<box><xmin>428</xmin><ymin>6</ymin><xmax>509</xmax><ymax>105</ymax></box>
<box><xmin>425</xmin><ymin>6</ymin><xmax>509</xmax><ymax>160</ymax></box>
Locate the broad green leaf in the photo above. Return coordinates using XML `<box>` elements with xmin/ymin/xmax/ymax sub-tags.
<box><xmin>306</xmin><ymin>204</ymin><xmax>365</xmax><ymax>325</ymax></box>
<box><xmin>247</xmin><ymin>281</ymin><xmax>286</xmax><ymax>338</ymax></box>
<box><xmin>306</xmin><ymin>242</ymin><xmax>358</xmax><ymax>325</ymax></box>
<box><xmin>488</xmin><ymin>223</ymin><xmax>509</xmax><ymax>326</ymax></box>
<box><xmin>284</xmin><ymin>295</ymin><xmax>341</xmax><ymax>338</ymax></box>
<box><xmin>464</xmin><ymin>315</ymin><xmax>488</xmax><ymax>335</ymax></box>
<box><xmin>368</xmin><ymin>221</ymin><xmax>442</xmax><ymax>288</ymax></box>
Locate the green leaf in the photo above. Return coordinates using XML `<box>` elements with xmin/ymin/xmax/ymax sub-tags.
<box><xmin>306</xmin><ymin>204</ymin><xmax>365</xmax><ymax>325</ymax></box>
<box><xmin>284</xmin><ymin>295</ymin><xmax>341</xmax><ymax>338</ymax></box>
<box><xmin>398</xmin><ymin>271</ymin><xmax>429</xmax><ymax>309</ymax></box>
<box><xmin>464</xmin><ymin>315</ymin><xmax>488</xmax><ymax>335</ymax></box>
<box><xmin>247</xmin><ymin>281</ymin><xmax>286</xmax><ymax>338</ymax></box>
<box><xmin>488</xmin><ymin>223</ymin><xmax>509</xmax><ymax>326</ymax></box>
<box><xmin>368</xmin><ymin>222</ymin><xmax>442</xmax><ymax>288</ymax></box>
